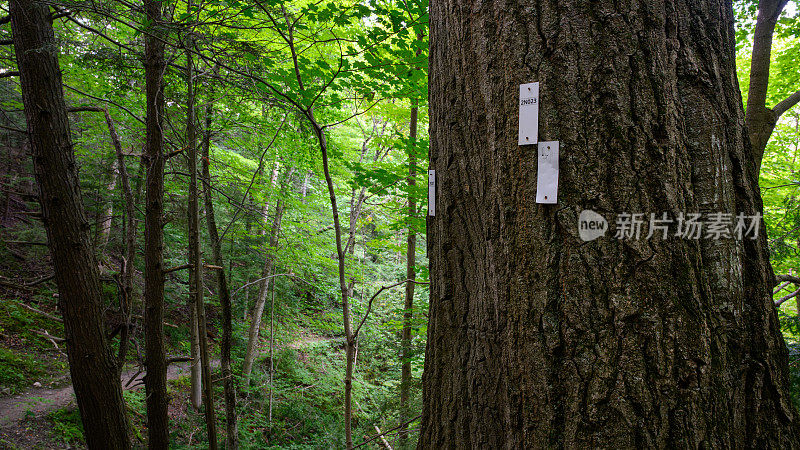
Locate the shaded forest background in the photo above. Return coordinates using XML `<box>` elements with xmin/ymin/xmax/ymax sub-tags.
<box><xmin>0</xmin><ymin>0</ymin><xmax>799</xmax><ymax>448</ymax></box>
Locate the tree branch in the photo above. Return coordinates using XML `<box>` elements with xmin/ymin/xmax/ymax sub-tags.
<box><xmin>775</xmin><ymin>288</ymin><xmax>800</xmax><ymax>307</ymax></box>
<box><xmin>774</xmin><ymin>280</ymin><xmax>792</xmax><ymax>294</ymax></box>
<box><xmin>745</xmin><ymin>0</ymin><xmax>790</xmax><ymax>167</ymax></box>
<box><xmin>64</xmin><ymin>84</ymin><xmax>145</xmax><ymax>125</ymax></box>
<box><xmin>230</xmin><ymin>272</ymin><xmax>294</xmax><ymax>299</ymax></box>
<box><xmin>0</xmin><ymin>123</ymin><xmax>26</xmax><ymax>134</ymax></box>
<box><xmin>68</xmin><ymin>106</ymin><xmax>104</xmax><ymax>113</ymax></box>
<box><xmin>776</xmin><ymin>274</ymin><xmax>800</xmax><ymax>285</ymax></box>
<box><xmin>26</xmin><ymin>274</ymin><xmax>54</xmax><ymax>286</ymax></box>
<box><xmin>163</xmin><ymin>263</ymin><xmax>193</xmax><ymax>274</ymax></box>
<box><xmin>167</xmin><ymin>356</ymin><xmax>193</xmax><ymax>365</ymax></box>
<box><xmin>32</xmin><ymin>329</ymin><xmax>65</xmax><ymax>343</ymax></box>
<box><xmin>354</xmin><ymin>414</ymin><xmax>422</xmax><ymax>449</ymax></box>
<box><xmin>16</xmin><ymin>302</ymin><xmax>63</xmax><ymax>322</ymax></box>
<box><xmin>353</xmin><ymin>279</ymin><xmax>430</xmax><ymax>338</ymax></box>
<box><xmin>773</xmin><ymin>88</ymin><xmax>800</xmax><ymax>118</ymax></box>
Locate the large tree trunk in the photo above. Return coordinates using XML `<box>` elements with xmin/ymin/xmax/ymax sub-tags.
<box><xmin>419</xmin><ymin>1</ymin><xmax>800</xmax><ymax>447</ymax></box>
<box><xmin>202</xmin><ymin>69</ymin><xmax>239</xmax><ymax>450</ymax></box>
<box><xmin>142</xmin><ymin>0</ymin><xmax>169</xmax><ymax>447</ymax></box>
<box><xmin>10</xmin><ymin>1</ymin><xmax>131</xmax><ymax>448</ymax></box>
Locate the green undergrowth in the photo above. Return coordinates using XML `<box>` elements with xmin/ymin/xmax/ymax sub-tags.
<box><xmin>0</xmin><ymin>299</ymin><xmax>67</xmax><ymax>393</ymax></box>
<box><xmin>48</xmin><ymin>408</ymin><xmax>84</xmax><ymax>446</ymax></box>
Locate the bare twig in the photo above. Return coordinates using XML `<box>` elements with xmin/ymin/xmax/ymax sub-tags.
<box><xmin>776</xmin><ymin>274</ymin><xmax>800</xmax><ymax>285</ymax></box>
<box><xmin>353</xmin><ymin>414</ymin><xmax>422</xmax><ymax>449</ymax></box>
<box><xmin>167</xmin><ymin>356</ymin><xmax>193</xmax><ymax>365</ymax></box>
<box><xmin>25</xmin><ymin>274</ymin><xmax>54</xmax><ymax>286</ymax></box>
<box><xmin>17</xmin><ymin>302</ymin><xmax>63</xmax><ymax>322</ymax></box>
<box><xmin>354</xmin><ymin>279</ymin><xmax>429</xmax><ymax>337</ymax></box>
<box><xmin>163</xmin><ymin>263</ymin><xmax>193</xmax><ymax>274</ymax></box>
<box><xmin>0</xmin><ymin>280</ymin><xmax>33</xmax><ymax>291</ymax></box>
<box><xmin>131</xmin><ymin>314</ymin><xmax>179</xmax><ymax>329</ymax></box>
<box><xmin>5</xmin><ymin>240</ymin><xmax>49</xmax><ymax>246</ymax></box>
<box><xmin>775</xmin><ymin>288</ymin><xmax>800</xmax><ymax>307</ymax></box>
<box><xmin>0</xmin><ymin>123</ymin><xmax>27</xmax><ymax>134</ymax></box>
<box><xmin>32</xmin><ymin>329</ymin><xmax>65</xmax><ymax>343</ymax></box>
<box><xmin>125</xmin><ymin>367</ymin><xmax>144</xmax><ymax>388</ymax></box>
<box><xmin>774</xmin><ymin>281</ymin><xmax>792</xmax><ymax>295</ymax></box>
<box><xmin>231</xmin><ymin>272</ymin><xmax>294</xmax><ymax>299</ymax></box>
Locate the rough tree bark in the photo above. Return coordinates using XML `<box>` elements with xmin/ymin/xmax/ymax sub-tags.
<box><xmin>745</xmin><ymin>0</ymin><xmax>800</xmax><ymax>171</ymax></box>
<box><xmin>10</xmin><ymin>1</ymin><xmax>130</xmax><ymax>447</ymax></box>
<box><xmin>185</xmin><ymin>14</ymin><xmax>218</xmax><ymax>447</ymax></box>
<box><xmin>202</xmin><ymin>69</ymin><xmax>239</xmax><ymax>450</ymax></box>
<box><xmin>420</xmin><ymin>1</ymin><xmax>800</xmax><ymax>447</ymax></box>
<box><xmin>142</xmin><ymin>0</ymin><xmax>169</xmax><ymax>446</ymax></box>
<box><xmin>66</xmin><ymin>105</ymin><xmax>137</xmax><ymax>367</ymax></box>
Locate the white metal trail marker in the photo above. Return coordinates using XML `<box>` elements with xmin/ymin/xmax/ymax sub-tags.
<box><xmin>428</xmin><ymin>170</ymin><xmax>436</xmax><ymax>216</ymax></box>
<box><xmin>536</xmin><ymin>141</ymin><xmax>559</xmax><ymax>204</ymax></box>
<box><xmin>518</xmin><ymin>82</ymin><xmax>539</xmax><ymax>145</ymax></box>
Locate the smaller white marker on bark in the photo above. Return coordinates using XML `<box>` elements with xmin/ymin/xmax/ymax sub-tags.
<box><xmin>536</xmin><ymin>141</ymin><xmax>559</xmax><ymax>204</ymax></box>
<box><xmin>428</xmin><ymin>170</ymin><xmax>436</xmax><ymax>216</ymax></box>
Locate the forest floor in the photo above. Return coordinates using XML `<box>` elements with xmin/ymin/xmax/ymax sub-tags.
<box><xmin>0</xmin><ymin>360</ymin><xmax>198</xmax><ymax>449</ymax></box>
<box><xmin>0</xmin><ymin>328</ymin><xmax>333</xmax><ymax>449</ymax></box>
<box><xmin>0</xmin><ymin>361</ymin><xmax>195</xmax><ymax>426</ymax></box>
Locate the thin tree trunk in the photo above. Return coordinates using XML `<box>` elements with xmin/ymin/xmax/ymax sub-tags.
<box><xmin>201</xmin><ymin>65</ymin><xmax>239</xmax><ymax>450</ymax></box>
<box><xmin>746</xmin><ymin>0</ymin><xmax>788</xmax><ymax>169</ymax></box>
<box><xmin>309</xmin><ymin>117</ymin><xmax>355</xmax><ymax>448</ymax></box>
<box><xmin>10</xmin><ymin>1</ymin><xmax>130</xmax><ymax>447</ymax></box>
<box><xmin>185</xmin><ymin>14</ymin><xmax>218</xmax><ymax>446</ymax></box>
<box><xmin>399</xmin><ymin>101</ymin><xmax>418</xmax><ymax>446</ymax></box>
<box><xmin>190</xmin><ymin>306</ymin><xmax>202</xmax><ymax>410</ymax></box>
<box><xmin>297</xmin><ymin>31</ymin><xmax>355</xmax><ymax>450</ymax></box>
<box><xmin>301</xmin><ymin>171</ymin><xmax>311</xmax><ymax>201</ymax></box>
<box><xmin>258</xmin><ymin>4</ymin><xmax>360</xmax><ymax>447</ymax></box>
<box><xmin>420</xmin><ymin>0</ymin><xmax>800</xmax><ymax>447</ymax></box>
<box><xmin>97</xmin><ymin>159</ymin><xmax>118</xmax><ymax>249</ymax></box>
<box><xmin>185</xmin><ymin>5</ymin><xmax>201</xmax><ymax>412</ymax></box>
<box><xmin>102</xmin><ymin>109</ymin><xmax>136</xmax><ymax>368</ymax></box>
<box><xmin>143</xmin><ymin>0</ymin><xmax>169</xmax><ymax>446</ymax></box>
<box><xmin>242</xmin><ymin>163</ymin><xmax>282</xmax><ymax>383</ymax></box>
<box><xmin>745</xmin><ymin>0</ymin><xmax>800</xmax><ymax>170</ymax></box>
<box><xmin>268</xmin><ymin>279</ymin><xmax>276</xmax><ymax>428</ymax></box>
<box><xmin>1</xmin><ymin>116</ymin><xmax>11</xmax><ymax>222</ymax></box>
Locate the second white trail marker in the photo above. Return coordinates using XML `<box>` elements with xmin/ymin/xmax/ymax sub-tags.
<box><xmin>536</xmin><ymin>141</ymin><xmax>559</xmax><ymax>204</ymax></box>
<box><xmin>428</xmin><ymin>170</ymin><xmax>436</xmax><ymax>216</ymax></box>
<box><xmin>518</xmin><ymin>82</ymin><xmax>539</xmax><ymax>145</ymax></box>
